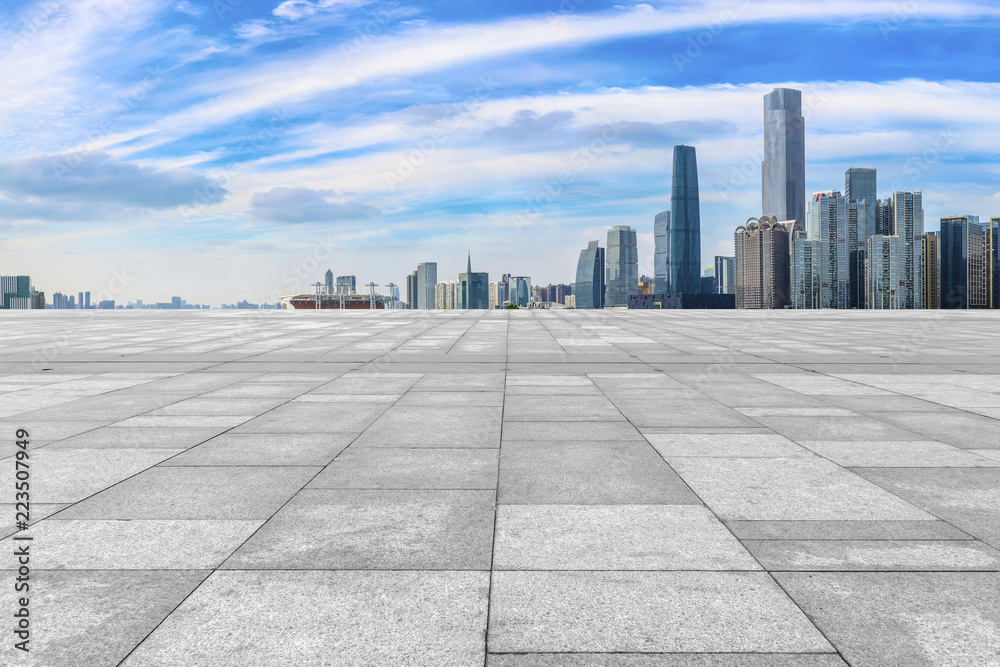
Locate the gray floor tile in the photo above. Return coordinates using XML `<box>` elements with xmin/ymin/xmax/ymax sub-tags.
<box><xmin>120</xmin><ymin>570</ymin><xmax>489</xmax><ymax>667</ymax></box>
<box><xmin>744</xmin><ymin>539</ymin><xmax>1000</xmax><ymax>571</ymax></box>
<box><xmin>231</xmin><ymin>402</ymin><xmax>387</xmax><ymax>433</ymax></box>
<box><xmin>646</xmin><ymin>433</ymin><xmax>813</xmax><ymax>458</ymax></box>
<box><xmin>310</xmin><ymin>447</ymin><xmax>498</xmax><ymax>489</ymax></box>
<box><xmin>798</xmin><ymin>440</ymin><xmax>999</xmax><ymax>467</ymax></box>
<box><xmin>165</xmin><ymin>433</ymin><xmax>355</xmax><ymax>466</ymax></box>
<box><xmin>489</xmin><ymin>571</ymin><xmax>833</xmax><ymax>653</ymax></box>
<box><xmin>500</xmin><ymin>440</ymin><xmax>700</xmax><ymax>504</ymax></box>
<box><xmin>494</xmin><ymin>504</ymin><xmax>759</xmax><ymax>570</ymax></box>
<box><xmin>775</xmin><ymin>572</ymin><xmax>1000</xmax><ymax>667</ymax></box>
<box><xmin>56</xmin><ymin>466</ymin><xmax>318</xmax><ymax>519</ymax></box>
<box><xmin>353</xmin><ymin>406</ymin><xmax>502</xmax><ymax>447</ymax></box>
<box><xmin>501</xmin><ymin>421</ymin><xmax>645</xmax><ymax>441</ymax></box>
<box><xmin>487</xmin><ymin>656</ymin><xmax>849</xmax><ymax>667</ymax></box>
<box><xmin>224</xmin><ymin>489</ymin><xmax>494</xmax><ymax>569</ymax></box>
<box><xmin>725</xmin><ymin>520</ymin><xmax>973</xmax><ymax>541</ymax></box>
<box><xmin>504</xmin><ymin>395</ymin><xmax>625</xmax><ymax>422</ymax></box>
<box><xmin>870</xmin><ymin>411</ymin><xmax>1000</xmax><ymax>449</ymax></box>
<box><xmin>47</xmin><ymin>426</ymin><xmax>225</xmax><ymax>449</ymax></box>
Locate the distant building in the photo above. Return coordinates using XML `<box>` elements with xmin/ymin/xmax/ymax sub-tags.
<box><xmin>654</xmin><ymin>211</ymin><xmax>670</xmax><ymax>294</ymax></box>
<box><xmin>700</xmin><ymin>275</ymin><xmax>716</xmax><ymax>294</ymax></box>
<box><xmin>791</xmin><ymin>236</ymin><xmax>822</xmax><ymax>309</ymax></box>
<box><xmin>99</xmin><ymin>300</ymin><xmax>116</xmax><ymax>310</ymax></box>
<box><xmin>734</xmin><ymin>217</ymin><xmax>790</xmax><ymax>309</ymax></box>
<box><xmin>606</xmin><ymin>225</ymin><xmax>638</xmax><ymax>307</ymax></box>
<box><xmin>940</xmin><ymin>215</ymin><xmax>988</xmax><ymax>309</ymax></box>
<box><xmin>637</xmin><ymin>275</ymin><xmax>654</xmax><ymax>296</ymax></box>
<box><xmin>866</xmin><ymin>235</ymin><xmax>903</xmax><ymax>309</ymax></box>
<box><xmin>84</xmin><ymin>291</ymin><xmax>91</xmax><ymax>309</ymax></box>
<box><xmin>416</xmin><ymin>262</ymin><xmax>437</xmax><ymax>309</ymax></box>
<box><xmin>628</xmin><ymin>293</ymin><xmax>735</xmax><ymax>309</ymax></box>
<box><xmin>459</xmin><ymin>254</ymin><xmax>489</xmax><ymax>309</ymax></box>
<box><xmin>31</xmin><ymin>291</ymin><xmax>45</xmax><ymax>310</ymax></box>
<box><xmin>325</xmin><ymin>269</ymin><xmax>334</xmax><ymax>295</ymax></box>
<box><xmin>762</xmin><ymin>88</ymin><xmax>806</xmax><ymax>231</ymax></box>
<box><xmin>670</xmin><ymin>146</ymin><xmax>701</xmax><ymax>294</ymax></box>
<box><xmin>845</xmin><ymin>168</ymin><xmax>878</xmax><ymax>242</ymax></box>
<box><xmin>922</xmin><ymin>232</ymin><xmax>941</xmax><ymax>309</ymax></box>
<box><xmin>807</xmin><ymin>191</ymin><xmax>866</xmax><ymax>309</ymax></box>
<box><xmin>876</xmin><ymin>198</ymin><xmax>895</xmax><ymax>236</ymax></box>
<box><xmin>512</xmin><ymin>277</ymin><xmax>531</xmax><ymax>307</ymax></box>
<box><xmin>893</xmin><ymin>191</ymin><xmax>924</xmax><ymax>309</ymax></box>
<box><xmin>336</xmin><ymin>275</ymin><xmax>356</xmax><ymax>295</ymax></box>
<box><xmin>574</xmin><ymin>241</ymin><xmax>606</xmax><ymax>309</ymax></box>
<box><xmin>435</xmin><ymin>280</ymin><xmax>459</xmax><ymax>309</ymax></box>
<box><xmin>993</xmin><ymin>218</ymin><xmax>1000</xmax><ymax>309</ymax></box>
<box><xmin>714</xmin><ymin>256</ymin><xmax>735</xmax><ymax>295</ymax></box>
<box><xmin>488</xmin><ymin>282</ymin><xmax>499</xmax><ymax>309</ymax></box>
<box><xmin>1</xmin><ymin>276</ymin><xmax>31</xmax><ymax>309</ymax></box>
<box><xmin>406</xmin><ymin>271</ymin><xmax>417</xmax><ymax>309</ymax></box>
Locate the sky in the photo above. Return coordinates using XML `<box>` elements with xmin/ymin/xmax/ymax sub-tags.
<box><xmin>1</xmin><ymin>0</ymin><xmax>999</xmax><ymax>305</ymax></box>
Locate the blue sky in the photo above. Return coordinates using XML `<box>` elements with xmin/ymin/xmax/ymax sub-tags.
<box><xmin>1</xmin><ymin>0</ymin><xmax>999</xmax><ymax>304</ymax></box>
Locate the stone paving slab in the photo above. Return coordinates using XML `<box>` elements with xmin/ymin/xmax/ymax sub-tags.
<box><xmin>3</xmin><ymin>309</ymin><xmax>1000</xmax><ymax>665</ymax></box>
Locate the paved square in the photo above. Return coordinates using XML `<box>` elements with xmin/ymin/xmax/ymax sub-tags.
<box><xmin>2</xmin><ymin>309</ymin><xmax>999</xmax><ymax>665</ymax></box>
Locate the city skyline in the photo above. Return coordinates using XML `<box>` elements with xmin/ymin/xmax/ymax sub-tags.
<box><xmin>1</xmin><ymin>1</ymin><xmax>1000</xmax><ymax>303</ymax></box>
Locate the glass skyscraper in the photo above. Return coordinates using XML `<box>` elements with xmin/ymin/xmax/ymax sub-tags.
<box><xmin>714</xmin><ymin>256</ymin><xmax>735</xmax><ymax>295</ymax></box>
<box><xmin>459</xmin><ymin>254</ymin><xmax>489</xmax><ymax>309</ymax></box>
<box><xmin>845</xmin><ymin>168</ymin><xmax>878</xmax><ymax>241</ymax></box>
<box><xmin>575</xmin><ymin>241</ymin><xmax>606</xmax><ymax>309</ymax></box>
<box><xmin>762</xmin><ymin>88</ymin><xmax>806</xmax><ymax>231</ymax></box>
<box><xmin>654</xmin><ymin>211</ymin><xmax>670</xmax><ymax>294</ymax></box>
<box><xmin>807</xmin><ymin>191</ymin><xmax>865</xmax><ymax>309</ymax></box>
<box><xmin>940</xmin><ymin>215</ymin><xmax>987</xmax><ymax>309</ymax></box>
<box><xmin>416</xmin><ymin>262</ymin><xmax>437</xmax><ymax>309</ymax></box>
<box><xmin>893</xmin><ymin>191</ymin><xmax>924</xmax><ymax>309</ymax></box>
<box><xmin>670</xmin><ymin>145</ymin><xmax>701</xmax><ymax>294</ymax></box>
<box><xmin>866</xmin><ymin>235</ymin><xmax>903</xmax><ymax>309</ymax></box>
<box><xmin>606</xmin><ymin>226</ymin><xmax>638</xmax><ymax>307</ymax></box>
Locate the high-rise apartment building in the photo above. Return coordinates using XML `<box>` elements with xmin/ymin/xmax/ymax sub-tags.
<box><xmin>654</xmin><ymin>211</ymin><xmax>670</xmax><ymax>294</ymax></box>
<box><xmin>922</xmin><ymin>232</ymin><xmax>941</xmax><ymax>309</ymax></box>
<box><xmin>845</xmin><ymin>168</ymin><xmax>878</xmax><ymax>241</ymax></box>
<box><xmin>575</xmin><ymin>241</ymin><xmax>606</xmax><ymax>309</ymax></box>
<box><xmin>806</xmin><ymin>191</ymin><xmax>866</xmax><ymax>309</ymax></box>
<box><xmin>762</xmin><ymin>88</ymin><xmax>806</xmax><ymax>231</ymax></box>
<box><xmin>791</xmin><ymin>234</ymin><xmax>822</xmax><ymax>309</ymax></box>
<box><xmin>940</xmin><ymin>215</ymin><xmax>988</xmax><ymax>309</ymax></box>
<box><xmin>1</xmin><ymin>276</ymin><xmax>31</xmax><ymax>309</ymax></box>
<box><xmin>459</xmin><ymin>254</ymin><xmax>489</xmax><ymax>309</ymax></box>
<box><xmin>734</xmin><ymin>217</ymin><xmax>790</xmax><ymax>309</ymax></box>
<box><xmin>893</xmin><ymin>191</ymin><xmax>924</xmax><ymax>309</ymax></box>
<box><xmin>866</xmin><ymin>235</ymin><xmax>903</xmax><ymax>309</ymax></box>
<box><xmin>714</xmin><ymin>256</ymin><xmax>735</xmax><ymax>295</ymax></box>
<box><xmin>992</xmin><ymin>218</ymin><xmax>1000</xmax><ymax>308</ymax></box>
<box><xmin>416</xmin><ymin>262</ymin><xmax>437</xmax><ymax>309</ymax></box>
<box><xmin>78</xmin><ymin>292</ymin><xmax>84</xmax><ymax>309</ymax></box>
<box><xmin>876</xmin><ymin>198</ymin><xmax>895</xmax><ymax>236</ymax></box>
<box><xmin>606</xmin><ymin>225</ymin><xmax>638</xmax><ymax>307</ymax></box>
<box><xmin>31</xmin><ymin>291</ymin><xmax>45</xmax><ymax>310</ymax></box>
<box><xmin>406</xmin><ymin>271</ymin><xmax>417</xmax><ymax>309</ymax></box>
<box><xmin>670</xmin><ymin>146</ymin><xmax>701</xmax><ymax>293</ymax></box>
<box><xmin>435</xmin><ymin>280</ymin><xmax>459</xmax><ymax>309</ymax></box>
<box><xmin>84</xmin><ymin>291</ymin><xmax>91</xmax><ymax>309</ymax></box>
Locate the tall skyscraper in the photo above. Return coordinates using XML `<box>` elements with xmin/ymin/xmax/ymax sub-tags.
<box><xmin>893</xmin><ymin>191</ymin><xmax>924</xmax><ymax>309</ymax></box>
<box><xmin>670</xmin><ymin>145</ymin><xmax>701</xmax><ymax>293</ymax></box>
<box><xmin>84</xmin><ymin>291</ymin><xmax>91</xmax><ymax>309</ymax></box>
<box><xmin>459</xmin><ymin>254</ymin><xmax>489</xmax><ymax>309</ymax></box>
<box><xmin>922</xmin><ymin>232</ymin><xmax>941</xmax><ymax>309</ymax></box>
<box><xmin>336</xmin><ymin>275</ymin><xmax>357</xmax><ymax>295</ymax></box>
<box><xmin>714</xmin><ymin>256</ymin><xmax>735</xmax><ymax>295</ymax></box>
<box><xmin>606</xmin><ymin>226</ymin><xmax>638</xmax><ymax>307</ymax></box>
<box><xmin>653</xmin><ymin>211</ymin><xmax>670</xmax><ymax>294</ymax></box>
<box><xmin>807</xmin><ymin>191</ymin><xmax>865</xmax><ymax>309</ymax></box>
<box><xmin>78</xmin><ymin>292</ymin><xmax>84</xmax><ymax>309</ymax></box>
<box><xmin>406</xmin><ymin>271</ymin><xmax>417</xmax><ymax>309</ymax></box>
<box><xmin>575</xmin><ymin>241</ymin><xmax>606</xmax><ymax>309</ymax></box>
<box><xmin>324</xmin><ymin>269</ymin><xmax>334</xmax><ymax>295</ymax></box>
<box><xmin>876</xmin><ymin>198</ymin><xmax>895</xmax><ymax>236</ymax></box>
<box><xmin>845</xmin><ymin>168</ymin><xmax>878</xmax><ymax>241</ymax></box>
<box><xmin>762</xmin><ymin>88</ymin><xmax>806</xmax><ymax>231</ymax></box>
<box><xmin>866</xmin><ymin>235</ymin><xmax>903</xmax><ymax>309</ymax></box>
<box><xmin>791</xmin><ymin>235</ymin><xmax>822</xmax><ymax>309</ymax></box>
<box><xmin>992</xmin><ymin>218</ymin><xmax>1000</xmax><ymax>309</ymax></box>
<box><xmin>940</xmin><ymin>215</ymin><xmax>988</xmax><ymax>309</ymax></box>
<box><xmin>416</xmin><ymin>262</ymin><xmax>437</xmax><ymax>309</ymax></box>
<box><xmin>734</xmin><ymin>217</ymin><xmax>790</xmax><ymax>309</ymax></box>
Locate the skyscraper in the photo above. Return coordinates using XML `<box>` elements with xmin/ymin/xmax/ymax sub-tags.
<box><xmin>416</xmin><ymin>262</ymin><xmax>437</xmax><ymax>309</ymax></box>
<box><xmin>336</xmin><ymin>275</ymin><xmax>357</xmax><ymax>295</ymax></box>
<box><xmin>762</xmin><ymin>88</ymin><xmax>806</xmax><ymax>231</ymax></box>
<box><xmin>459</xmin><ymin>254</ymin><xmax>489</xmax><ymax>309</ymax></box>
<box><xmin>714</xmin><ymin>256</ymin><xmax>735</xmax><ymax>295</ymax></box>
<box><xmin>992</xmin><ymin>218</ymin><xmax>1000</xmax><ymax>309</ymax></box>
<box><xmin>876</xmin><ymin>198</ymin><xmax>895</xmax><ymax>236</ymax></box>
<box><xmin>0</xmin><ymin>276</ymin><xmax>31</xmax><ymax>310</ymax></box>
<box><xmin>940</xmin><ymin>215</ymin><xmax>988</xmax><ymax>309</ymax></box>
<box><xmin>575</xmin><ymin>241</ymin><xmax>606</xmax><ymax>309</ymax></box>
<box><xmin>893</xmin><ymin>191</ymin><xmax>924</xmax><ymax>309</ymax></box>
<box><xmin>670</xmin><ymin>145</ymin><xmax>701</xmax><ymax>294</ymax></box>
<box><xmin>734</xmin><ymin>217</ymin><xmax>790</xmax><ymax>309</ymax></box>
<box><xmin>654</xmin><ymin>211</ymin><xmax>670</xmax><ymax>294</ymax></box>
<box><xmin>845</xmin><ymin>168</ymin><xmax>878</xmax><ymax>242</ymax></box>
<box><xmin>791</xmin><ymin>235</ymin><xmax>822</xmax><ymax>309</ymax></box>
<box><xmin>807</xmin><ymin>191</ymin><xmax>865</xmax><ymax>309</ymax></box>
<box><xmin>606</xmin><ymin>225</ymin><xmax>638</xmax><ymax>307</ymax></box>
<box><xmin>922</xmin><ymin>232</ymin><xmax>941</xmax><ymax>309</ymax></box>
<box><xmin>866</xmin><ymin>235</ymin><xmax>903</xmax><ymax>309</ymax></box>
<box><xmin>84</xmin><ymin>291</ymin><xmax>91</xmax><ymax>309</ymax></box>
<box><xmin>324</xmin><ymin>269</ymin><xmax>334</xmax><ymax>295</ymax></box>
<box><xmin>406</xmin><ymin>271</ymin><xmax>417</xmax><ymax>309</ymax></box>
